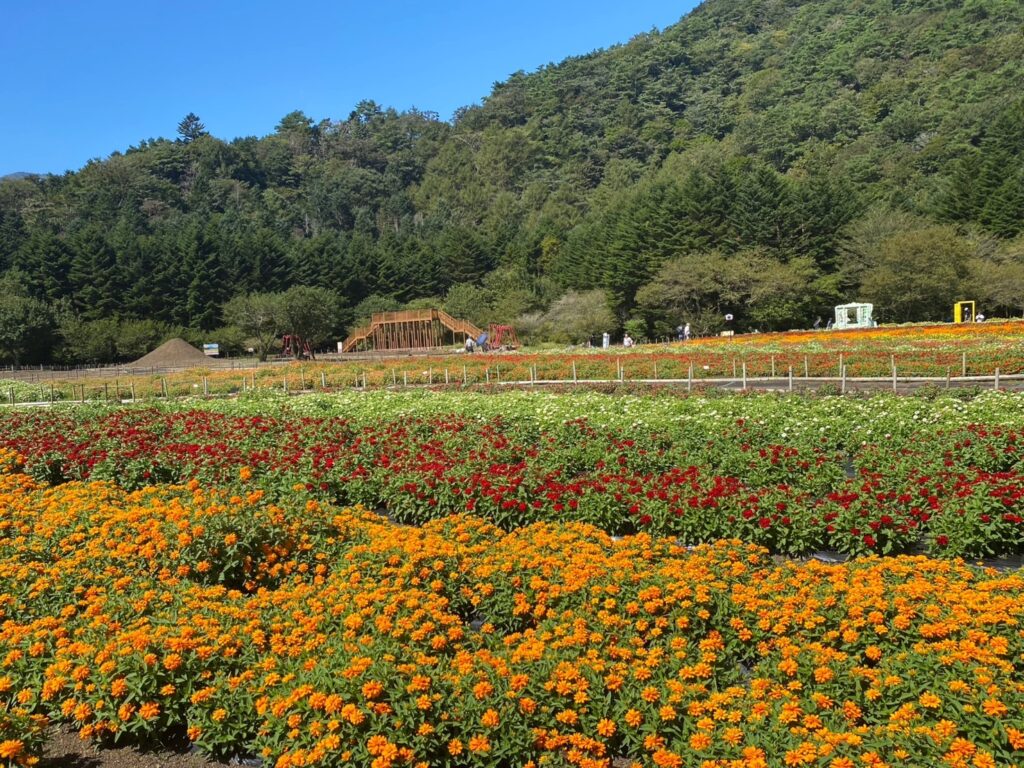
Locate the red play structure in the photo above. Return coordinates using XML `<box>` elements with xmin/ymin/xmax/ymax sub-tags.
<box><xmin>281</xmin><ymin>334</ymin><xmax>314</xmax><ymax>360</ymax></box>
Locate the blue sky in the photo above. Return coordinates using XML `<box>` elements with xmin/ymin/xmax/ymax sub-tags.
<box><xmin>1</xmin><ymin>1</ymin><xmax>701</xmax><ymax>176</ymax></box>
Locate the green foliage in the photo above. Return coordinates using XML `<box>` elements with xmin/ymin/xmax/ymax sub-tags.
<box><xmin>443</xmin><ymin>283</ymin><xmax>492</xmax><ymax>328</ymax></box>
<box><xmin>530</xmin><ymin>289</ymin><xmax>616</xmax><ymax>344</ymax></box>
<box><xmin>58</xmin><ymin>316</ymin><xmax>120</xmax><ymax>364</ymax></box>
<box><xmin>855</xmin><ymin>225</ymin><xmax>975</xmax><ymax>322</ymax></box>
<box><xmin>279</xmin><ymin>285</ymin><xmax>345</xmax><ymax>353</ymax></box>
<box><xmin>0</xmin><ymin>272</ymin><xmax>56</xmax><ymax>366</ymax></box>
<box><xmin>223</xmin><ymin>292</ymin><xmax>283</xmax><ymax>361</ymax></box>
<box><xmin>970</xmin><ymin>235</ymin><xmax>1024</xmax><ymax>317</ymax></box>
<box><xmin>352</xmin><ymin>293</ymin><xmax>403</xmax><ymax>327</ymax></box>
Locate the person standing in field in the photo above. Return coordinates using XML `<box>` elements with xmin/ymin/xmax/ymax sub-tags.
<box><xmin>683</xmin><ymin>323</ymin><xmax>691</xmax><ymax>341</ymax></box>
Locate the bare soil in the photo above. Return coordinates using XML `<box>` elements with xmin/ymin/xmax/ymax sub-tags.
<box><xmin>40</xmin><ymin>727</ymin><xmax>231</xmax><ymax>768</ymax></box>
<box><xmin>130</xmin><ymin>339</ymin><xmax>213</xmax><ymax>369</ymax></box>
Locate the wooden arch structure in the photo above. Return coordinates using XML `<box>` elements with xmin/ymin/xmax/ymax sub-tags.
<box><xmin>341</xmin><ymin>309</ymin><xmax>483</xmax><ymax>353</ymax></box>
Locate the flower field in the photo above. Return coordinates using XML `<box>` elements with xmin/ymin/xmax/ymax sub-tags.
<box><xmin>2</xmin><ymin>391</ymin><xmax>1024</xmax><ymax>558</ymax></box>
<box><xmin>2</xmin><ymin>390</ymin><xmax>1024</xmax><ymax>767</ymax></box>
<box><xmin>8</xmin><ymin>320</ymin><xmax>1024</xmax><ymax>402</ymax></box>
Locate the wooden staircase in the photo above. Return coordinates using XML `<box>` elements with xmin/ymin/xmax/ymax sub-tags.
<box><xmin>341</xmin><ymin>309</ymin><xmax>483</xmax><ymax>353</ymax></box>
<box><xmin>436</xmin><ymin>309</ymin><xmax>484</xmax><ymax>341</ymax></box>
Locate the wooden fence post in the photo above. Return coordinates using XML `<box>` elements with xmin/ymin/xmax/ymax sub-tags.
<box><xmin>788</xmin><ymin>366</ymin><xmax>793</xmax><ymax>392</ymax></box>
<box><xmin>741</xmin><ymin>361</ymin><xmax>747</xmax><ymax>391</ymax></box>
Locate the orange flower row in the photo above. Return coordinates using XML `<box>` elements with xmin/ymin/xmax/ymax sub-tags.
<box><xmin>0</xmin><ymin>458</ymin><xmax>1022</xmax><ymax>767</ymax></box>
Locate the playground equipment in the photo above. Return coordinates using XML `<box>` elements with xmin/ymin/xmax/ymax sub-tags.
<box><xmin>281</xmin><ymin>334</ymin><xmax>313</xmax><ymax>359</ymax></box>
<box><xmin>954</xmin><ymin>300</ymin><xmax>976</xmax><ymax>323</ymax></box>
<box><xmin>833</xmin><ymin>303</ymin><xmax>874</xmax><ymax>330</ymax></box>
<box><xmin>487</xmin><ymin>324</ymin><xmax>520</xmax><ymax>350</ymax></box>
<box><xmin>341</xmin><ymin>309</ymin><xmax>482</xmax><ymax>353</ymax></box>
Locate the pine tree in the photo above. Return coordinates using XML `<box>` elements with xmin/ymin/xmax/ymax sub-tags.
<box><xmin>981</xmin><ymin>169</ymin><xmax>1024</xmax><ymax>238</ymax></box>
<box><xmin>68</xmin><ymin>226</ymin><xmax>120</xmax><ymax>320</ymax></box>
<box><xmin>728</xmin><ymin>161</ymin><xmax>794</xmax><ymax>254</ymax></box>
<box><xmin>678</xmin><ymin>164</ymin><xmax>735</xmax><ymax>252</ymax></box>
<box><xmin>177</xmin><ymin>113</ymin><xmax>208</xmax><ymax>143</ymax></box>
<box><xmin>177</xmin><ymin>223</ymin><xmax>226</xmax><ymax>330</ymax></box>
<box><xmin>11</xmin><ymin>232</ymin><xmax>73</xmax><ymax>302</ymax></box>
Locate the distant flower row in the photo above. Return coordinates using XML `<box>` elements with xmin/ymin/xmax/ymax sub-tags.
<box><xmin>10</xmin><ymin>320</ymin><xmax>1024</xmax><ymax>404</ymax></box>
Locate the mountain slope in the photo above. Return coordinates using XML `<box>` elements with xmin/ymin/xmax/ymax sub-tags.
<box><xmin>1</xmin><ymin>0</ymin><xmax>1023</xmax><ymax>363</ymax></box>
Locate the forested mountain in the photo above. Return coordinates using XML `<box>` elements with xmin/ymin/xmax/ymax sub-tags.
<box><xmin>2</xmin><ymin>0</ymin><xmax>1024</xmax><ymax>363</ymax></box>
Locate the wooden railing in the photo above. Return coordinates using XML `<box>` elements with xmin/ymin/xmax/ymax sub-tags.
<box><xmin>436</xmin><ymin>309</ymin><xmax>483</xmax><ymax>340</ymax></box>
